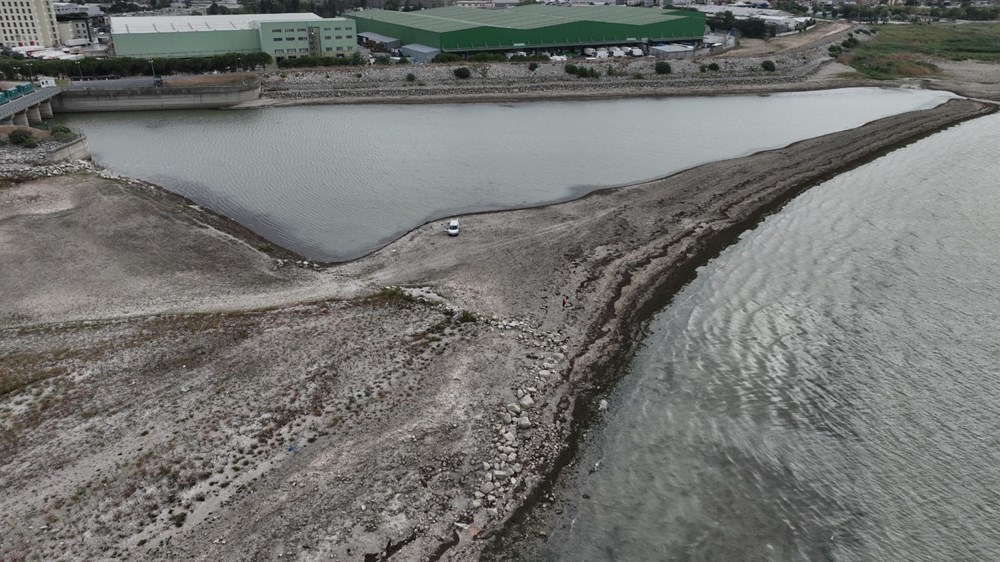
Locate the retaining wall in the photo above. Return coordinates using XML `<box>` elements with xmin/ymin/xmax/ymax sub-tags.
<box><xmin>45</xmin><ymin>134</ymin><xmax>91</xmax><ymax>162</ymax></box>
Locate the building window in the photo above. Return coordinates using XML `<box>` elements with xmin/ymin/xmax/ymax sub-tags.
<box><xmin>336</xmin><ymin>46</ymin><xmax>343</xmax><ymax>51</ymax></box>
<box><xmin>274</xmin><ymin>37</ymin><xmax>282</xmax><ymax>41</ymax></box>
<box><xmin>324</xmin><ymin>35</ymin><xmax>331</xmax><ymax>39</ymax></box>
<box><xmin>324</xmin><ymin>47</ymin><xmax>331</xmax><ymax>51</ymax></box>
<box><xmin>296</xmin><ymin>28</ymin><xmax>305</xmax><ymax>31</ymax></box>
<box><xmin>335</xmin><ymin>35</ymin><xmax>341</xmax><ymax>39</ymax></box>
<box><xmin>323</xmin><ymin>27</ymin><xmax>330</xmax><ymax>31</ymax></box>
<box><xmin>334</xmin><ymin>27</ymin><xmax>341</xmax><ymax>30</ymax></box>
<box><xmin>298</xmin><ymin>36</ymin><xmax>305</xmax><ymax>41</ymax></box>
<box><xmin>299</xmin><ymin>48</ymin><xmax>308</xmax><ymax>53</ymax></box>
<box><xmin>271</xmin><ymin>28</ymin><xmax>280</xmax><ymax>32</ymax></box>
<box><xmin>274</xmin><ymin>48</ymin><xmax>284</xmax><ymax>53</ymax></box>
<box><xmin>346</xmin><ymin>34</ymin><xmax>353</xmax><ymax>39</ymax></box>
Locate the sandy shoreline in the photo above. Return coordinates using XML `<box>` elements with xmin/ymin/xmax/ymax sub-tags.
<box><xmin>0</xmin><ymin>98</ymin><xmax>995</xmax><ymax>561</ymax></box>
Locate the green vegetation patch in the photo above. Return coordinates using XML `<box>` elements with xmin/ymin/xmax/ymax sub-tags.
<box><xmin>849</xmin><ymin>24</ymin><xmax>1000</xmax><ymax>79</ymax></box>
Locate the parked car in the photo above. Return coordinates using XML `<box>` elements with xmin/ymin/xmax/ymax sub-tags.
<box><xmin>447</xmin><ymin>219</ymin><xmax>460</xmax><ymax>236</ymax></box>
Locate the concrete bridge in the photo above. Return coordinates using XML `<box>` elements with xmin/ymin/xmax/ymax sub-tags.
<box><xmin>0</xmin><ymin>87</ymin><xmax>62</xmax><ymax>126</ymax></box>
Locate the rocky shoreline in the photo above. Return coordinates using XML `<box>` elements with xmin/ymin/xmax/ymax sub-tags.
<box><xmin>0</xmin><ymin>98</ymin><xmax>995</xmax><ymax>562</ymax></box>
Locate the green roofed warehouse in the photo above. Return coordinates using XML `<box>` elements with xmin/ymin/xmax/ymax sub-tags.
<box><xmin>346</xmin><ymin>5</ymin><xmax>704</xmax><ymax>54</ymax></box>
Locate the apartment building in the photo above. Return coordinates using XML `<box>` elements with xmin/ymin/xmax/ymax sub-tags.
<box><xmin>0</xmin><ymin>0</ymin><xmax>58</xmax><ymax>48</ymax></box>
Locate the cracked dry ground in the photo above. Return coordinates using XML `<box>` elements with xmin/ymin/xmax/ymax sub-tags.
<box><xmin>0</xmin><ymin>296</ymin><xmax>560</xmax><ymax>561</ymax></box>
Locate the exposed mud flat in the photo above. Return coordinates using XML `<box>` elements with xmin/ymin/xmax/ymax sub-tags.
<box><xmin>0</xmin><ymin>99</ymin><xmax>994</xmax><ymax>561</ymax></box>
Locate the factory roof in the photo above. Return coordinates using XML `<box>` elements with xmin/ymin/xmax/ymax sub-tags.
<box><xmin>110</xmin><ymin>13</ymin><xmax>344</xmax><ymax>34</ymax></box>
<box><xmin>346</xmin><ymin>5</ymin><xmax>692</xmax><ymax>34</ymax></box>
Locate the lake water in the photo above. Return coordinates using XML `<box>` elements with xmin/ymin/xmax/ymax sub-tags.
<box><xmin>63</xmin><ymin>87</ymin><xmax>950</xmax><ymax>261</ymax></box>
<box><xmin>537</xmin><ymin>112</ymin><xmax>1000</xmax><ymax>561</ymax></box>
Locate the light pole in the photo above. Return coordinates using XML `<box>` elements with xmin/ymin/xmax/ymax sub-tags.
<box><xmin>75</xmin><ymin>61</ymin><xmax>83</xmax><ymax>82</ymax></box>
<box><xmin>12</xmin><ymin>66</ymin><xmax>19</xmax><ymax>81</ymax></box>
<box><xmin>26</xmin><ymin>62</ymin><xmax>34</xmax><ymax>85</ymax></box>
<box><xmin>148</xmin><ymin>59</ymin><xmax>156</xmax><ymax>77</ymax></box>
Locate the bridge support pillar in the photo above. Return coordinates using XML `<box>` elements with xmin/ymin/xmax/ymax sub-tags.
<box><xmin>27</xmin><ymin>105</ymin><xmax>42</xmax><ymax>124</ymax></box>
<box><xmin>0</xmin><ymin>115</ymin><xmax>13</xmax><ymax>126</ymax></box>
<box><xmin>39</xmin><ymin>100</ymin><xmax>54</xmax><ymax>119</ymax></box>
<box><xmin>12</xmin><ymin>111</ymin><xmax>29</xmax><ymax>127</ymax></box>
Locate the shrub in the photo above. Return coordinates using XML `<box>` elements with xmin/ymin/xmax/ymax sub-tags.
<box><xmin>397</xmin><ymin>56</ymin><xmax>410</xmax><ymax>65</ymax></box>
<box><xmin>633</xmin><ymin>72</ymin><xmax>645</xmax><ymax>79</ymax></box>
<box><xmin>654</xmin><ymin>61</ymin><xmax>672</xmax><ymax>75</ymax></box>
<box><xmin>707</xmin><ymin>62</ymin><xmax>720</xmax><ymax>72</ymax></box>
<box><xmin>470</xmin><ymin>52</ymin><xmax>505</xmax><ymax>62</ymax></box>
<box><xmin>453</xmin><ymin>66</ymin><xmax>471</xmax><ymax>79</ymax></box>
<box><xmin>50</xmin><ymin>125</ymin><xmax>76</xmax><ymax>142</ymax></box>
<box><xmin>457</xmin><ymin>310</ymin><xmax>478</xmax><ymax>323</ymax></box>
<box><xmin>373</xmin><ymin>55</ymin><xmax>391</xmax><ymax>65</ymax></box>
<box><xmin>432</xmin><ymin>53</ymin><xmax>463</xmax><ymax>63</ymax></box>
<box><xmin>528</xmin><ymin>62</ymin><xmax>539</xmax><ymax>71</ymax></box>
<box><xmin>761</xmin><ymin>60</ymin><xmax>777</xmax><ymax>72</ymax></box>
<box><xmin>7</xmin><ymin>128</ymin><xmax>35</xmax><ymax>146</ymax></box>
<box><xmin>405</xmin><ymin>72</ymin><xmax>416</xmax><ymax>82</ymax></box>
<box><xmin>564</xmin><ymin>63</ymin><xmax>578</xmax><ymax>74</ymax></box>
<box><xmin>699</xmin><ymin>64</ymin><xmax>708</xmax><ymax>73</ymax></box>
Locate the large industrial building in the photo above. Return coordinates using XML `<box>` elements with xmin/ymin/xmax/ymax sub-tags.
<box><xmin>346</xmin><ymin>5</ymin><xmax>704</xmax><ymax>56</ymax></box>
<box><xmin>110</xmin><ymin>14</ymin><xmax>357</xmax><ymax>61</ymax></box>
<box><xmin>1</xmin><ymin>0</ymin><xmax>59</xmax><ymax>48</ymax></box>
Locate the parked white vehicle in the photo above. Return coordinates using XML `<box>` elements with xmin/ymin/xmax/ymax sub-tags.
<box><xmin>631</xmin><ymin>47</ymin><xmax>644</xmax><ymax>57</ymax></box>
<box><xmin>447</xmin><ymin>219</ymin><xmax>460</xmax><ymax>236</ymax></box>
<box><xmin>583</xmin><ymin>47</ymin><xmax>597</xmax><ymax>56</ymax></box>
<box><xmin>550</xmin><ymin>55</ymin><xmax>568</xmax><ymax>62</ymax></box>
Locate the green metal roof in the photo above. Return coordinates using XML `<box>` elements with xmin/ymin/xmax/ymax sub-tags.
<box><xmin>347</xmin><ymin>5</ymin><xmax>690</xmax><ymax>34</ymax></box>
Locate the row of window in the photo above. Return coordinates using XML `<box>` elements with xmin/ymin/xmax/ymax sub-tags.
<box><xmin>273</xmin><ymin>34</ymin><xmax>352</xmax><ymax>42</ymax></box>
<box><xmin>270</xmin><ymin>26</ymin><xmax>347</xmax><ymax>33</ymax></box>
<box><xmin>273</xmin><ymin>45</ymin><xmax>353</xmax><ymax>54</ymax></box>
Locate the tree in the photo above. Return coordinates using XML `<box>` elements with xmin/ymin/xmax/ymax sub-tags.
<box><xmin>453</xmin><ymin>66</ymin><xmax>471</xmax><ymax>79</ymax></box>
<box><xmin>761</xmin><ymin>60</ymin><xmax>776</xmax><ymax>72</ymax></box>
<box><xmin>654</xmin><ymin>60</ymin><xmax>671</xmax><ymax>74</ymax></box>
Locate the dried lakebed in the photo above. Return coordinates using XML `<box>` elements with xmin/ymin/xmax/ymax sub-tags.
<box><xmin>0</xmin><ymin>99</ymin><xmax>995</xmax><ymax>561</ymax></box>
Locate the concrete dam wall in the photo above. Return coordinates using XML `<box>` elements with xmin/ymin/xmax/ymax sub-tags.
<box><xmin>52</xmin><ymin>80</ymin><xmax>261</xmax><ymax>113</ymax></box>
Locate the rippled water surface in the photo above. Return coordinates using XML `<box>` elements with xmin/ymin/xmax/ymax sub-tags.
<box><xmin>64</xmin><ymin>88</ymin><xmax>949</xmax><ymax>260</ymax></box>
<box><xmin>541</xmin><ymin>113</ymin><xmax>1000</xmax><ymax>561</ymax></box>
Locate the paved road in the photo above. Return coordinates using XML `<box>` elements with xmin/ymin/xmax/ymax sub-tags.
<box><xmin>66</xmin><ymin>77</ymin><xmax>158</xmax><ymax>90</ymax></box>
